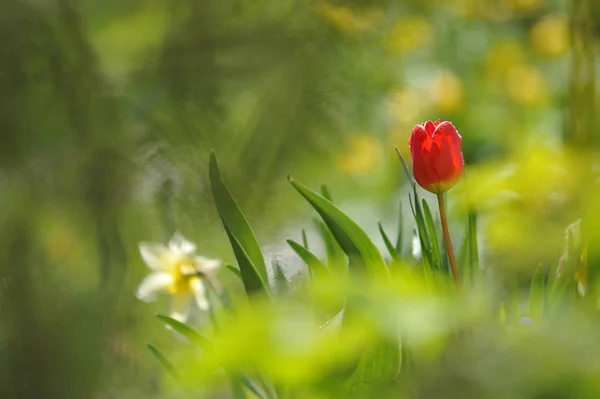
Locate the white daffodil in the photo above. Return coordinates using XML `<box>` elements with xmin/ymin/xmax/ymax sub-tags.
<box><xmin>136</xmin><ymin>232</ymin><xmax>221</xmax><ymax>323</ymax></box>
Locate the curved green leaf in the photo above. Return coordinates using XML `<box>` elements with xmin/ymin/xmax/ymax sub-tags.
<box><xmin>287</xmin><ymin>239</ymin><xmax>330</xmax><ymax>276</ymax></box>
<box><xmin>290</xmin><ymin>177</ymin><xmax>387</xmax><ymax>278</ymax></box>
<box><xmin>209</xmin><ymin>152</ymin><xmax>269</xmax><ymax>297</ymax></box>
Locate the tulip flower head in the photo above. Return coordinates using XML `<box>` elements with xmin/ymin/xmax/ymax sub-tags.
<box><xmin>408</xmin><ymin>119</ymin><xmax>464</xmax><ymax>194</ymax></box>
<box><xmin>136</xmin><ymin>232</ymin><xmax>221</xmax><ymax>323</ymax></box>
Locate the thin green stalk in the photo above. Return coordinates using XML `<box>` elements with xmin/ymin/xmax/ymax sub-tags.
<box><xmin>437</xmin><ymin>193</ymin><xmax>461</xmax><ymax>289</ymax></box>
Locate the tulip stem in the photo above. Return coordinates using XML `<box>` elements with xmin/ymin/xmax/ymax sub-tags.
<box><xmin>437</xmin><ymin>193</ymin><xmax>461</xmax><ymax>289</ymax></box>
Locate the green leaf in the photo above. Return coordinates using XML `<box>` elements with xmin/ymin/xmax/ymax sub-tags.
<box><xmin>146</xmin><ymin>342</ymin><xmax>179</xmax><ymax>380</ymax></box>
<box><xmin>321</xmin><ymin>184</ymin><xmax>333</xmax><ymax>202</ymax></box>
<box><xmin>226</xmin><ymin>264</ymin><xmax>243</xmax><ymax>280</ymax></box>
<box><xmin>156</xmin><ymin>314</ymin><xmax>211</xmax><ymax>348</ymax></box>
<box><xmin>316</xmin><ymin>219</ymin><xmax>347</xmax><ymax>272</ymax></box>
<box><xmin>287</xmin><ymin>239</ymin><xmax>330</xmax><ymax>276</ymax></box>
<box><xmin>394</xmin><ymin>147</ymin><xmax>415</xmax><ymax>188</ymax></box>
<box><xmin>209</xmin><ymin>152</ymin><xmax>269</xmax><ymax>297</ymax></box>
<box><xmin>408</xmin><ymin>194</ymin><xmax>432</xmax><ymax>269</ymax></box>
<box><xmin>468</xmin><ymin>211</ymin><xmax>479</xmax><ymax>283</ymax></box>
<box><xmin>421</xmin><ymin>199</ymin><xmax>442</xmax><ymax>270</ymax></box>
<box><xmin>290</xmin><ymin>177</ymin><xmax>387</xmax><ymax>277</ymax></box>
<box><xmin>378</xmin><ymin>222</ymin><xmax>400</xmax><ymax>262</ymax></box>
<box><xmin>395</xmin><ymin>200</ymin><xmax>403</xmax><ymax>255</ymax></box>
<box><xmin>291</xmin><ymin>178</ymin><xmax>399</xmax><ymax>390</ymax></box>
<box><xmin>302</xmin><ymin>228</ymin><xmax>309</xmax><ymax>249</ymax></box>
<box><xmin>528</xmin><ymin>266</ymin><xmax>546</xmax><ymax>321</ymax></box>
<box><xmin>457</xmin><ymin>226</ymin><xmax>470</xmax><ymax>284</ymax></box>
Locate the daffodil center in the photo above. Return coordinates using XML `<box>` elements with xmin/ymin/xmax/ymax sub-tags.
<box><xmin>168</xmin><ymin>261</ymin><xmax>198</xmax><ymax>294</ymax></box>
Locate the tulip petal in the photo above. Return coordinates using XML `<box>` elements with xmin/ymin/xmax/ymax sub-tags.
<box><xmin>432</xmin><ymin>122</ymin><xmax>464</xmax><ymax>185</ymax></box>
<box><xmin>139</xmin><ymin>242</ymin><xmax>173</xmax><ymax>271</ymax></box>
<box><xmin>423</xmin><ymin>120</ymin><xmax>436</xmax><ymax>135</ymax></box>
<box><xmin>190</xmin><ymin>277</ymin><xmax>210</xmax><ymax>311</ymax></box>
<box><xmin>136</xmin><ymin>272</ymin><xmax>175</xmax><ymax>302</ymax></box>
<box><xmin>170</xmin><ymin>291</ymin><xmax>191</xmax><ymax>322</ymax></box>
<box><xmin>169</xmin><ymin>232</ymin><xmax>197</xmax><ymax>255</ymax></box>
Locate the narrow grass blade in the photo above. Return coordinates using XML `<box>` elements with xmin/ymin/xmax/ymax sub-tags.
<box><xmin>209</xmin><ymin>152</ymin><xmax>269</xmax><ymax>297</ymax></box>
<box><xmin>394</xmin><ymin>147</ymin><xmax>414</xmax><ymax>188</ymax></box>
<box><xmin>156</xmin><ymin>314</ymin><xmax>211</xmax><ymax>348</ymax></box>
<box><xmin>321</xmin><ymin>184</ymin><xmax>333</xmax><ymax>202</ymax></box>
<box><xmin>378</xmin><ymin>222</ymin><xmax>400</xmax><ymax>262</ymax></box>
<box><xmin>301</xmin><ymin>228</ymin><xmax>309</xmax><ymax>249</ymax></box>
<box><xmin>287</xmin><ymin>239</ymin><xmax>330</xmax><ymax>276</ymax></box>
<box><xmin>395</xmin><ymin>200</ymin><xmax>403</xmax><ymax>255</ymax></box>
<box><xmin>146</xmin><ymin>342</ymin><xmax>179</xmax><ymax>380</ymax></box>
<box><xmin>409</xmin><ymin>194</ymin><xmax>432</xmax><ymax>269</ymax></box>
<box><xmin>421</xmin><ymin>199</ymin><xmax>442</xmax><ymax>270</ymax></box>
<box><xmin>457</xmin><ymin>227</ymin><xmax>470</xmax><ymax>284</ymax></box>
<box><xmin>468</xmin><ymin>211</ymin><xmax>479</xmax><ymax>282</ymax></box>
<box><xmin>226</xmin><ymin>264</ymin><xmax>243</xmax><ymax>280</ymax></box>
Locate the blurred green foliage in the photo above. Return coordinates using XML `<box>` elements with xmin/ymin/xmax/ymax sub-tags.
<box><xmin>0</xmin><ymin>0</ymin><xmax>599</xmax><ymax>398</ymax></box>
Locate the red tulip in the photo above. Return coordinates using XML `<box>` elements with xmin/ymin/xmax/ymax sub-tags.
<box><xmin>408</xmin><ymin>119</ymin><xmax>464</xmax><ymax>194</ymax></box>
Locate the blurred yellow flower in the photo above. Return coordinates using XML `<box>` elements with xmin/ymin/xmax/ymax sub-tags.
<box><xmin>505</xmin><ymin>65</ymin><xmax>548</xmax><ymax>106</ymax></box>
<box><xmin>137</xmin><ymin>232</ymin><xmax>221</xmax><ymax>323</ymax></box>
<box><xmin>530</xmin><ymin>14</ymin><xmax>569</xmax><ymax>57</ymax></box>
<box><xmin>314</xmin><ymin>1</ymin><xmax>382</xmax><ymax>36</ymax></box>
<box><xmin>336</xmin><ymin>135</ymin><xmax>382</xmax><ymax>176</ymax></box>
<box><xmin>430</xmin><ymin>71</ymin><xmax>465</xmax><ymax>113</ymax></box>
<box><xmin>485</xmin><ymin>40</ymin><xmax>526</xmax><ymax>79</ymax></box>
<box><xmin>386</xmin><ymin>17</ymin><xmax>433</xmax><ymax>54</ymax></box>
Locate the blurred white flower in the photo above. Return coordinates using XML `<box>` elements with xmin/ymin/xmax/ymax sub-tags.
<box><xmin>136</xmin><ymin>232</ymin><xmax>221</xmax><ymax>323</ymax></box>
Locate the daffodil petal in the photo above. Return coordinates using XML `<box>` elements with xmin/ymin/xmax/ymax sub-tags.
<box><xmin>139</xmin><ymin>242</ymin><xmax>172</xmax><ymax>271</ymax></box>
<box><xmin>169</xmin><ymin>232</ymin><xmax>197</xmax><ymax>255</ymax></box>
<box><xmin>170</xmin><ymin>291</ymin><xmax>191</xmax><ymax>322</ymax></box>
<box><xmin>136</xmin><ymin>272</ymin><xmax>174</xmax><ymax>302</ymax></box>
<box><xmin>194</xmin><ymin>256</ymin><xmax>221</xmax><ymax>272</ymax></box>
<box><xmin>190</xmin><ymin>277</ymin><xmax>210</xmax><ymax>311</ymax></box>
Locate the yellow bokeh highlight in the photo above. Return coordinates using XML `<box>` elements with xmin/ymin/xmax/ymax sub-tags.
<box><xmin>430</xmin><ymin>71</ymin><xmax>465</xmax><ymax>113</ymax></box>
<box><xmin>388</xmin><ymin>88</ymin><xmax>430</xmax><ymax>125</ymax></box>
<box><xmin>531</xmin><ymin>14</ymin><xmax>570</xmax><ymax>57</ymax></box>
<box><xmin>386</xmin><ymin>17</ymin><xmax>433</xmax><ymax>54</ymax></box>
<box><xmin>485</xmin><ymin>40</ymin><xmax>527</xmax><ymax>79</ymax></box>
<box><xmin>507</xmin><ymin>0</ymin><xmax>544</xmax><ymax>12</ymax></box>
<box><xmin>314</xmin><ymin>1</ymin><xmax>382</xmax><ymax>36</ymax></box>
<box><xmin>336</xmin><ymin>134</ymin><xmax>382</xmax><ymax>176</ymax></box>
<box><xmin>505</xmin><ymin>65</ymin><xmax>549</xmax><ymax>106</ymax></box>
